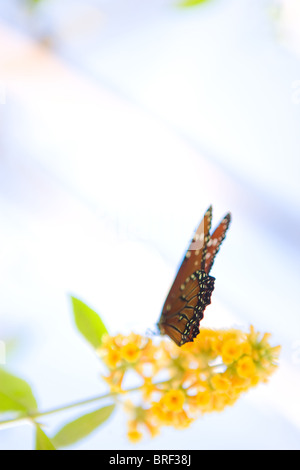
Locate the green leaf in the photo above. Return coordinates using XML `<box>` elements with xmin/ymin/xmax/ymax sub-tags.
<box><xmin>36</xmin><ymin>425</ymin><xmax>56</xmax><ymax>450</ymax></box>
<box><xmin>26</xmin><ymin>0</ymin><xmax>43</xmax><ymax>10</ymax></box>
<box><xmin>70</xmin><ymin>296</ymin><xmax>108</xmax><ymax>349</ymax></box>
<box><xmin>28</xmin><ymin>0</ymin><xmax>43</xmax><ymax>4</ymax></box>
<box><xmin>179</xmin><ymin>0</ymin><xmax>213</xmax><ymax>7</ymax></box>
<box><xmin>52</xmin><ymin>404</ymin><xmax>115</xmax><ymax>448</ymax></box>
<box><xmin>0</xmin><ymin>369</ymin><xmax>38</xmax><ymax>414</ymax></box>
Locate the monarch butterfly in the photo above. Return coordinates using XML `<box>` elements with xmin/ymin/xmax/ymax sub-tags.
<box><xmin>158</xmin><ymin>206</ymin><xmax>231</xmax><ymax>346</ymax></box>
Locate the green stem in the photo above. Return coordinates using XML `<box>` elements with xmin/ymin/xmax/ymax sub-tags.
<box><xmin>0</xmin><ymin>386</ymin><xmax>135</xmax><ymax>429</ymax></box>
<box><xmin>0</xmin><ymin>380</ymin><xmax>168</xmax><ymax>429</ymax></box>
<box><xmin>0</xmin><ymin>363</ymin><xmax>224</xmax><ymax>429</ymax></box>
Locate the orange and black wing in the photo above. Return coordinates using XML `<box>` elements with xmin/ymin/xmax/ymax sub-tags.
<box><xmin>158</xmin><ymin>270</ymin><xmax>215</xmax><ymax>346</ymax></box>
<box><xmin>204</xmin><ymin>212</ymin><xmax>231</xmax><ymax>274</ymax></box>
<box><xmin>158</xmin><ymin>206</ymin><xmax>231</xmax><ymax>346</ymax></box>
<box><xmin>161</xmin><ymin>206</ymin><xmax>212</xmax><ymax>312</ymax></box>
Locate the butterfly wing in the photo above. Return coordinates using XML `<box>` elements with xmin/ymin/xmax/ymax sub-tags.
<box><xmin>204</xmin><ymin>213</ymin><xmax>231</xmax><ymax>274</ymax></box>
<box><xmin>158</xmin><ymin>270</ymin><xmax>215</xmax><ymax>346</ymax></box>
<box><xmin>158</xmin><ymin>206</ymin><xmax>231</xmax><ymax>346</ymax></box>
<box><xmin>160</xmin><ymin>206</ymin><xmax>212</xmax><ymax>311</ymax></box>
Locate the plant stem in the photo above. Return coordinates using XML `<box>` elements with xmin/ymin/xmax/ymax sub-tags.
<box><xmin>0</xmin><ymin>380</ymin><xmax>165</xmax><ymax>429</ymax></box>
<box><xmin>0</xmin><ymin>387</ymin><xmax>133</xmax><ymax>429</ymax></box>
<box><xmin>0</xmin><ymin>363</ymin><xmax>224</xmax><ymax>429</ymax></box>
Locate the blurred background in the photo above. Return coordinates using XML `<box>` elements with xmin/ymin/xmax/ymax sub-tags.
<box><xmin>0</xmin><ymin>0</ymin><xmax>300</xmax><ymax>450</ymax></box>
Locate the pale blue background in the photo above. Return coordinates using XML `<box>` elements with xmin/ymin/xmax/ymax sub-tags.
<box><xmin>0</xmin><ymin>0</ymin><xmax>300</xmax><ymax>450</ymax></box>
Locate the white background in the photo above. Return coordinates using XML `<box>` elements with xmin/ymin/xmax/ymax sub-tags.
<box><xmin>0</xmin><ymin>0</ymin><xmax>300</xmax><ymax>449</ymax></box>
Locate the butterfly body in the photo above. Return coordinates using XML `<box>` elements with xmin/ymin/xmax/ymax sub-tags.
<box><xmin>158</xmin><ymin>206</ymin><xmax>231</xmax><ymax>346</ymax></box>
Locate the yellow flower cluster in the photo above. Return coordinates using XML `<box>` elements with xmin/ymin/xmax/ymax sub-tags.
<box><xmin>97</xmin><ymin>327</ymin><xmax>280</xmax><ymax>442</ymax></box>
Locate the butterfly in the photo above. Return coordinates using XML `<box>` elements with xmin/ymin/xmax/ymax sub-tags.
<box><xmin>158</xmin><ymin>206</ymin><xmax>231</xmax><ymax>346</ymax></box>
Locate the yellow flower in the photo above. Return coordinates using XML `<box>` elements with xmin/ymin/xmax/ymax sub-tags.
<box><xmin>105</xmin><ymin>348</ymin><xmax>122</xmax><ymax>368</ymax></box>
<box><xmin>248</xmin><ymin>324</ymin><xmax>259</xmax><ymax>343</ymax></box>
<box><xmin>236</xmin><ymin>356</ymin><xmax>256</xmax><ymax>378</ymax></box>
<box><xmin>251</xmin><ymin>349</ymin><xmax>260</xmax><ymax>361</ymax></box>
<box><xmin>173</xmin><ymin>410</ymin><xmax>193</xmax><ymax>429</ymax></box>
<box><xmin>240</xmin><ymin>341</ymin><xmax>252</xmax><ymax>356</ymax></box>
<box><xmin>126</xmin><ymin>405</ymin><xmax>161</xmax><ymax>440</ymax></box>
<box><xmin>230</xmin><ymin>374</ymin><xmax>251</xmax><ymax>393</ymax></box>
<box><xmin>195</xmin><ymin>390</ymin><xmax>211</xmax><ymax>408</ymax></box>
<box><xmin>127</xmin><ymin>429</ymin><xmax>142</xmax><ymax>443</ymax></box>
<box><xmin>127</xmin><ymin>421</ymin><xmax>143</xmax><ymax>443</ymax></box>
<box><xmin>151</xmin><ymin>402</ymin><xmax>169</xmax><ymax>423</ymax></box>
<box><xmin>211</xmin><ymin>374</ymin><xmax>231</xmax><ymax>392</ymax></box>
<box><xmin>121</xmin><ymin>342</ymin><xmax>141</xmax><ymax>363</ymax></box>
<box><xmin>192</xmin><ymin>329</ymin><xmax>219</xmax><ymax>355</ymax></box>
<box><xmin>143</xmin><ymin>415</ymin><xmax>160</xmax><ymax>438</ymax></box>
<box><xmin>221</xmin><ymin>338</ymin><xmax>242</xmax><ymax>364</ymax></box>
<box><xmin>250</xmin><ymin>375</ymin><xmax>260</xmax><ymax>387</ymax></box>
<box><xmin>102</xmin><ymin>370</ymin><xmax>125</xmax><ymax>393</ymax></box>
<box><xmin>97</xmin><ymin>327</ymin><xmax>280</xmax><ymax>442</ymax></box>
<box><xmin>270</xmin><ymin>345</ymin><xmax>281</xmax><ymax>359</ymax></box>
<box><xmin>210</xmin><ymin>391</ymin><xmax>233</xmax><ymax>412</ymax></box>
<box><xmin>261</xmin><ymin>332</ymin><xmax>272</xmax><ymax>345</ymax></box>
<box><xmin>161</xmin><ymin>389</ymin><xmax>185</xmax><ymax>413</ymax></box>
